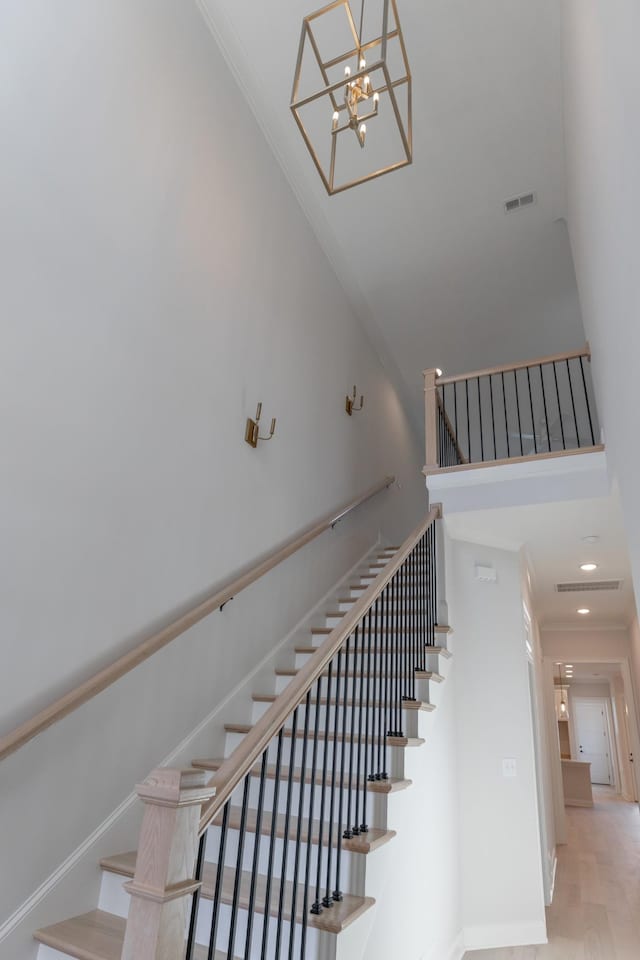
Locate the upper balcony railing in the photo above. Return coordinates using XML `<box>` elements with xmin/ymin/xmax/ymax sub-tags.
<box><xmin>423</xmin><ymin>345</ymin><xmax>602</xmax><ymax>474</ymax></box>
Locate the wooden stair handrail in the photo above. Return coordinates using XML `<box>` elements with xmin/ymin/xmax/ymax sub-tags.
<box><xmin>435</xmin><ymin>344</ymin><xmax>591</xmax><ymax>386</ymax></box>
<box><xmin>0</xmin><ymin>475</ymin><xmax>395</xmax><ymax>762</ymax></box>
<box><xmin>199</xmin><ymin>504</ymin><xmax>442</xmax><ymax>834</ymax></box>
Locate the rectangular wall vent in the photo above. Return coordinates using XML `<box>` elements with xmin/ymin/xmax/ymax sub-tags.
<box><xmin>504</xmin><ymin>191</ymin><xmax>537</xmax><ymax>213</ymax></box>
<box><xmin>555</xmin><ymin>580</ymin><xmax>622</xmax><ymax>593</ymax></box>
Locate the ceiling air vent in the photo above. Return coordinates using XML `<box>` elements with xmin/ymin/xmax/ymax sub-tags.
<box><xmin>555</xmin><ymin>580</ymin><xmax>622</xmax><ymax>593</ymax></box>
<box><xmin>504</xmin><ymin>191</ymin><xmax>537</xmax><ymax>214</ymax></box>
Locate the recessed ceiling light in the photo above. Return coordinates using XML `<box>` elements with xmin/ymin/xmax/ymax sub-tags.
<box><xmin>580</xmin><ymin>563</ymin><xmax>598</xmax><ymax>572</ymax></box>
<box><xmin>577</xmin><ymin>608</ymin><xmax>591</xmax><ymax>615</ymax></box>
<box><xmin>566</xmin><ymin>664</ymin><xmax>574</xmax><ymax>668</ymax></box>
<box><xmin>555</xmin><ymin>661</ymin><xmax>563</xmax><ymax>666</ymax></box>
<box><xmin>582</xmin><ymin>535</ymin><xmax>600</xmax><ymax>544</ymax></box>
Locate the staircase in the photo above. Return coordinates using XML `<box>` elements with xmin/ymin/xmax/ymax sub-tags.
<box><xmin>34</xmin><ymin>511</ymin><xmax>452</xmax><ymax>960</ymax></box>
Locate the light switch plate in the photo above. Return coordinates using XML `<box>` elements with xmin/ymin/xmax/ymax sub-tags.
<box><xmin>502</xmin><ymin>758</ymin><xmax>517</xmax><ymax>778</ymax></box>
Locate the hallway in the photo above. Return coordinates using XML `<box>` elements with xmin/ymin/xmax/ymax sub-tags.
<box><xmin>465</xmin><ymin>788</ymin><xmax>640</xmax><ymax>958</ymax></box>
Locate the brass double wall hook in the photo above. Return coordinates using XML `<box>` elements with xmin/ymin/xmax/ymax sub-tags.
<box><xmin>245</xmin><ymin>403</ymin><xmax>277</xmax><ymax>448</ymax></box>
<box><xmin>345</xmin><ymin>386</ymin><xmax>364</xmax><ymax>416</ymax></box>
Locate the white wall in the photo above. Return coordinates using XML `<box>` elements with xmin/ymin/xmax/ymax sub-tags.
<box><xmin>0</xmin><ymin>1</ymin><xmax>427</xmax><ymax>954</ymax></box>
<box><xmin>541</xmin><ymin>628</ymin><xmax>630</xmax><ymax>663</ymax></box>
<box><xmin>562</xmin><ymin>2</ymin><xmax>640</xmax><ymax>632</ymax></box>
<box><xmin>521</xmin><ymin>571</ymin><xmax>557</xmax><ymax>907</ymax></box>
<box><xmin>451</xmin><ymin>540</ymin><xmax>546</xmax><ymax>950</ymax></box>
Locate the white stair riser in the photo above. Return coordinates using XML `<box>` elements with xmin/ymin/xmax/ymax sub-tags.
<box><xmin>224</xmin><ymin>732</ymin><xmax>400</xmax><ymax>778</ymax></box>
<box><xmin>204</xmin><ymin>825</ymin><xmax>360</xmax><ymax>890</ymax></box>
<box><xmin>242</xmin><ymin>774</ymin><xmax>380</xmax><ymax>824</ymax></box>
<box><xmin>294</xmin><ymin>647</ymin><xmax>446</xmax><ymax>670</ymax></box>
<box><xmin>251</xmin><ymin>701</ymin><xmax>421</xmax><ymax>740</ymax></box>
<box><xmin>274</xmin><ymin>672</ymin><xmax>435</xmax><ymax>699</ymax></box>
<box><xmin>250</xmin><ymin>702</ymin><xmax>424</xmax><ymax>741</ymax></box>
<box><xmin>195</xmin><ymin>897</ymin><xmax>323</xmax><ymax>959</ymax></box>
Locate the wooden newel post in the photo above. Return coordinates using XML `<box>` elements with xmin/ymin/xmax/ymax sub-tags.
<box><xmin>121</xmin><ymin>768</ymin><xmax>216</xmax><ymax>960</ymax></box>
<box><xmin>423</xmin><ymin>368</ymin><xmax>440</xmax><ymax>473</ymax></box>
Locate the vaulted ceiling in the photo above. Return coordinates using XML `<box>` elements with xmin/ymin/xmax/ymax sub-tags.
<box><xmin>199</xmin><ymin>0</ymin><xmax>586</xmax><ymax>428</ymax></box>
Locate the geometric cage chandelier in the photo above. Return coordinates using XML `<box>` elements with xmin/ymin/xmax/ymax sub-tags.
<box><xmin>290</xmin><ymin>0</ymin><xmax>412</xmax><ymax>195</ymax></box>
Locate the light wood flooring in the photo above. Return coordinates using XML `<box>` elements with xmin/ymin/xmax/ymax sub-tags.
<box><xmin>465</xmin><ymin>787</ymin><xmax>640</xmax><ymax>959</ymax></box>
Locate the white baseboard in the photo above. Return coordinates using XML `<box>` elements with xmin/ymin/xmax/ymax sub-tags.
<box><xmin>0</xmin><ymin>538</ymin><xmax>381</xmax><ymax>944</ymax></box>
<box><xmin>464</xmin><ymin>921</ymin><xmax>547</xmax><ymax>951</ymax></box>
<box><xmin>548</xmin><ymin>852</ymin><xmax>558</xmax><ymax>904</ymax></box>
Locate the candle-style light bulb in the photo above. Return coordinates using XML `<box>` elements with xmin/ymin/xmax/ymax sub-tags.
<box><xmin>344</xmin><ymin>65</ymin><xmax>351</xmax><ymax>78</ymax></box>
<box><xmin>364</xmin><ymin>75</ymin><xmax>371</xmax><ymax>93</ymax></box>
<box><xmin>359</xmin><ymin>57</ymin><xmax>366</xmax><ymax>70</ymax></box>
<box><xmin>373</xmin><ymin>91</ymin><xmax>380</xmax><ymax>106</ymax></box>
<box><xmin>332</xmin><ymin>110</ymin><xmax>340</xmax><ymax>130</ymax></box>
<box><xmin>358</xmin><ymin>122</ymin><xmax>366</xmax><ymax>146</ymax></box>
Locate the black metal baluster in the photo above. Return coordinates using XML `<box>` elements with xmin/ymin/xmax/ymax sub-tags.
<box><xmin>580</xmin><ymin>356</ymin><xmax>596</xmax><ymax>445</ymax></box>
<box><xmin>477</xmin><ymin>377</ymin><xmax>484</xmax><ymax>461</ymax></box>
<box><xmin>207</xmin><ymin>802</ymin><xmax>230</xmax><ymax>960</ymax></box>
<box><xmin>324</xmin><ymin>650</ymin><xmax>341</xmax><ymax>907</ymax></box>
<box><xmin>308</xmin><ymin>674</ymin><xmax>323</xmax><ymax>914</ymax></box>
<box><xmin>539</xmin><ymin>364</ymin><xmax>551</xmax><ymax>452</ymax></box>
<box><xmin>275</xmin><ymin>710</ymin><xmax>298</xmax><ymax>956</ymax></box>
<box><xmin>313</xmin><ymin>663</ymin><xmax>331</xmax><ymax>915</ymax></box>
<box><xmin>227</xmin><ymin>775</ymin><xmax>251</xmax><ymax>960</ymax></box>
<box><xmin>466</xmin><ymin>378</ymin><xmax>471</xmax><ymax>462</ymax></box>
<box><xmin>375</xmin><ymin>597</ymin><xmax>384</xmax><ymax>778</ymax></box>
<box><xmin>261</xmin><ymin>730</ymin><xmax>284</xmax><ymax>958</ymax></box>
<box><xmin>454</xmin><ymin>382</ymin><xmax>460</xmax><ymax>463</ymax></box>
<box><xmin>393</xmin><ymin>570</ymin><xmax>401</xmax><ymax>736</ymax></box>
<box><xmin>354</xmin><ymin>619</ymin><xmax>367</xmax><ymax>835</ymax></box>
<box><xmin>344</xmin><ymin>628</ymin><xmax>358</xmax><ymax>839</ymax></box>
<box><xmin>566</xmin><ymin>358</ymin><xmax>579</xmax><ymax>447</ymax></box>
<box><xmin>382</xmin><ymin>585</ymin><xmax>390</xmax><ymax>779</ymax></box>
<box><xmin>245</xmin><ymin>751</ymin><xmax>268</xmax><ymax>960</ymax></box>
<box><xmin>514</xmin><ymin>370</ymin><xmax>524</xmax><ymax>456</ymax></box>
<box><xmin>552</xmin><ymin>361</ymin><xmax>566</xmax><ymax>450</ymax></box>
<box><xmin>301</xmin><ymin>678</ymin><xmax>322</xmax><ymax>955</ymax></box>
<box><xmin>288</xmin><ymin>695</ymin><xmax>311</xmax><ymax>960</ymax></box>
<box><xmin>361</xmin><ymin>607</ymin><xmax>372</xmax><ymax>831</ymax></box>
<box><xmin>185</xmin><ymin>832</ymin><xmax>205</xmax><ymax>960</ymax></box>
<box><xmin>526</xmin><ymin>366</ymin><xmax>537</xmax><ymax>454</ymax></box>
<box><xmin>489</xmin><ymin>375</ymin><xmax>497</xmax><ymax>460</ymax></box>
<box><xmin>431</xmin><ymin>524</ymin><xmax>437</xmax><ymax>639</ymax></box>
<box><xmin>501</xmin><ymin>371</ymin><xmax>510</xmax><ymax>459</ymax></box>
<box><xmin>426</xmin><ymin>528</ymin><xmax>433</xmax><ymax>650</ymax></box>
<box><xmin>335</xmin><ymin>642</ymin><xmax>349</xmax><ymax>899</ymax></box>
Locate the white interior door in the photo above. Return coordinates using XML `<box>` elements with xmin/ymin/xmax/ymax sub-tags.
<box><xmin>574</xmin><ymin>699</ymin><xmax>612</xmax><ymax>785</ymax></box>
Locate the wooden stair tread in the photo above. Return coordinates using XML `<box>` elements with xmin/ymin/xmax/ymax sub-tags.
<box><xmin>34</xmin><ymin>910</ymin><xmax>215</xmax><ymax>960</ymax></box>
<box><xmin>297</xmin><ymin>643</ymin><xmax>451</xmax><ymax>657</ymax></box>
<box><xmin>225</xmin><ymin>723</ymin><xmax>425</xmax><ymax>747</ymax></box>
<box><xmin>276</xmin><ymin>667</ymin><xmax>444</xmax><ymax>683</ymax></box>
<box><xmin>206</xmin><ymin>805</ymin><xmax>396</xmax><ymax>853</ymax></box>
<box><xmin>190</xmin><ymin>758</ymin><xmax>412</xmax><ymax>793</ymax></box>
<box><xmin>99</xmin><ymin>856</ymin><xmax>374</xmax><ymax>934</ymax></box>
<box><xmin>311</xmin><ymin>627</ymin><xmax>450</xmax><ymax>637</ymax></box>
<box><xmin>252</xmin><ymin>693</ymin><xmax>435</xmax><ymax>713</ymax></box>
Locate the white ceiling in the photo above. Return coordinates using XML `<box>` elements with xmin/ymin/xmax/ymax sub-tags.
<box><xmin>445</xmin><ymin>493</ymin><xmax>637</xmax><ymax>627</ymax></box>
<box><xmin>198</xmin><ymin>0</ymin><xmax>586</xmax><ymax>427</ymax></box>
<box><xmin>554</xmin><ymin>662</ymin><xmax>622</xmax><ymax>685</ymax></box>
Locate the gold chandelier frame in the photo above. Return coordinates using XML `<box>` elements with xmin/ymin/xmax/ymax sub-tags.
<box><xmin>290</xmin><ymin>0</ymin><xmax>412</xmax><ymax>195</ymax></box>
